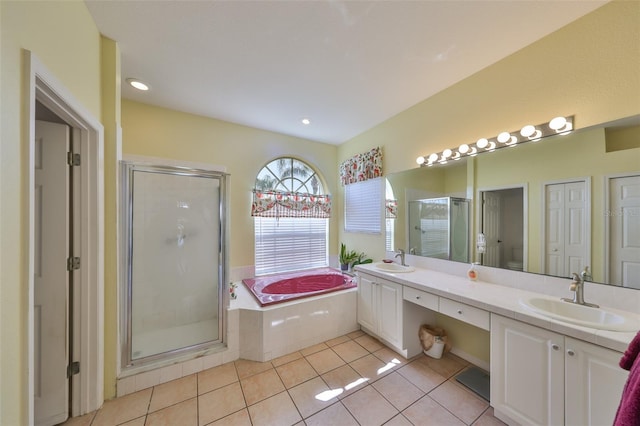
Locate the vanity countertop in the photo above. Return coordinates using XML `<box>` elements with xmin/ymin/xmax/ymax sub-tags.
<box><xmin>355</xmin><ymin>263</ymin><xmax>639</xmax><ymax>353</ymax></box>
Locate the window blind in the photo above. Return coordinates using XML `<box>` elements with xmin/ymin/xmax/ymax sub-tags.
<box><xmin>344</xmin><ymin>177</ymin><xmax>382</xmax><ymax>233</ymax></box>
<box><xmin>254</xmin><ymin>217</ymin><xmax>328</xmax><ymax>275</ymax></box>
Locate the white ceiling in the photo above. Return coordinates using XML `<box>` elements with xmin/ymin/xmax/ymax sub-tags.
<box><xmin>85</xmin><ymin>0</ymin><xmax>607</xmax><ymax>145</ymax></box>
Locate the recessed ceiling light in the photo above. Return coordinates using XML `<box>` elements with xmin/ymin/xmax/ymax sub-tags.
<box><xmin>126</xmin><ymin>78</ymin><xmax>150</xmax><ymax>91</ymax></box>
<box><xmin>301</xmin><ymin>118</ymin><xmax>311</xmax><ymax>125</ymax></box>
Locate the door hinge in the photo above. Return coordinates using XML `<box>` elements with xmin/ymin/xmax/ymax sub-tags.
<box><xmin>67</xmin><ymin>361</ymin><xmax>80</xmax><ymax>378</ymax></box>
<box><xmin>67</xmin><ymin>257</ymin><xmax>80</xmax><ymax>271</ymax></box>
<box><xmin>67</xmin><ymin>152</ymin><xmax>80</xmax><ymax>166</ymax></box>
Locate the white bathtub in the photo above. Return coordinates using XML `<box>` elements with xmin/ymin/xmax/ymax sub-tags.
<box><xmin>231</xmin><ymin>278</ymin><xmax>358</xmax><ymax>362</ymax></box>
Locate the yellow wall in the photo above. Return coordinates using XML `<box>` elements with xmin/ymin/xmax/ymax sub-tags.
<box><xmin>2</xmin><ymin>0</ymin><xmax>639</xmax><ymax>419</ymax></box>
<box><xmin>0</xmin><ymin>1</ymin><xmax>102</xmax><ymax>423</ymax></box>
<box><xmin>338</xmin><ymin>0</ymin><xmax>640</xmax><ymax>364</ymax></box>
<box><xmin>121</xmin><ymin>100</ymin><xmax>339</xmax><ymax>269</ymax></box>
<box><xmin>101</xmin><ymin>36</ymin><xmax>122</xmax><ymax>402</ymax></box>
<box><xmin>339</xmin><ymin>0</ymin><xmax>640</xmax><ymax>262</ymax></box>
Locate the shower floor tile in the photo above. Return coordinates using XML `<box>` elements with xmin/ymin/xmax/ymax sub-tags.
<box><xmin>62</xmin><ymin>331</ymin><xmax>505</xmax><ymax>426</ymax></box>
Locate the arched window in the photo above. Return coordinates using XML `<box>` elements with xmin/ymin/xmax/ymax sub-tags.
<box><xmin>252</xmin><ymin>157</ymin><xmax>331</xmax><ymax>275</ymax></box>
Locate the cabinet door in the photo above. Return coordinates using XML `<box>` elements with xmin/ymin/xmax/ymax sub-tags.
<box><xmin>377</xmin><ymin>280</ymin><xmax>403</xmax><ymax>349</ymax></box>
<box><xmin>565</xmin><ymin>337</ymin><xmax>627</xmax><ymax>426</ymax></box>
<box><xmin>357</xmin><ymin>275</ymin><xmax>377</xmax><ymax>332</ymax></box>
<box><xmin>490</xmin><ymin>315</ymin><xmax>564</xmax><ymax>426</ymax></box>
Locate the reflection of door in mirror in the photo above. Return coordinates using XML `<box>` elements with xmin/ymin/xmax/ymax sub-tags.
<box><xmin>609</xmin><ymin>174</ymin><xmax>640</xmax><ymax>289</ymax></box>
<box><xmin>481</xmin><ymin>188</ymin><xmax>524</xmax><ymax>270</ymax></box>
<box><xmin>544</xmin><ymin>180</ymin><xmax>589</xmax><ymax>279</ymax></box>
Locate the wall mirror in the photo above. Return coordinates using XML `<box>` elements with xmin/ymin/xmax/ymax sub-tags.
<box><xmin>386</xmin><ymin>114</ymin><xmax>640</xmax><ymax>289</ymax></box>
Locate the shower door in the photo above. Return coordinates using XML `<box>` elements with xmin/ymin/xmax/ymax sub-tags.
<box><xmin>121</xmin><ymin>162</ymin><xmax>227</xmax><ymax>367</ymax></box>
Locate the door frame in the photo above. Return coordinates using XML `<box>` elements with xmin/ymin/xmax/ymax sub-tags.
<box><xmin>476</xmin><ymin>184</ymin><xmax>528</xmax><ymax>271</ymax></box>
<box><xmin>603</xmin><ymin>172</ymin><xmax>640</xmax><ymax>285</ymax></box>
<box><xmin>24</xmin><ymin>51</ymin><xmax>104</xmax><ymax>422</ymax></box>
<box><xmin>540</xmin><ymin>177</ymin><xmax>591</xmax><ymax>278</ymax></box>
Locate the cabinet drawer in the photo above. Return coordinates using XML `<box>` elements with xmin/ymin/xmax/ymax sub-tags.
<box><xmin>403</xmin><ymin>286</ymin><xmax>438</xmax><ymax>311</ymax></box>
<box><xmin>439</xmin><ymin>298</ymin><xmax>490</xmax><ymax>331</ymax></box>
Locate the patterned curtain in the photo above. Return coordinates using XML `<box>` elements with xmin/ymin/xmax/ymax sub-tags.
<box><xmin>386</xmin><ymin>199</ymin><xmax>398</xmax><ymax>219</ymax></box>
<box><xmin>339</xmin><ymin>147</ymin><xmax>383</xmax><ymax>185</ymax></box>
<box><xmin>251</xmin><ymin>190</ymin><xmax>332</xmax><ymax>218</ymax></box>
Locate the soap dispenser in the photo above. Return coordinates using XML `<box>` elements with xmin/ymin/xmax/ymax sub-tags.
<box><xmin>467</xmin><ymin>262</ymin><xmax>479</xmax><ymax>281</ymax></box>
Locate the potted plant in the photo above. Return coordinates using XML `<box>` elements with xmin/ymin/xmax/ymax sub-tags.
<box><xmin>339</xmin><ymin>243</ymin><xmax>359</xmax><ymax>272</ymax></box>
<box><xmin>353</xmin><ymin>252</ymin><xmax>373</xmax><ymax>267</ymax></box>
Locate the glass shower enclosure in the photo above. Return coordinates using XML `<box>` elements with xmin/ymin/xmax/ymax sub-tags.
<box><xmin>408</xmin><ymin>197</ymin><xmax>470</xmax><ymax>262</ymax></box>
<box><xmin>120</xmin><ymin>162</ymin><xmax>228</xmax><ymax>368</ymax></box>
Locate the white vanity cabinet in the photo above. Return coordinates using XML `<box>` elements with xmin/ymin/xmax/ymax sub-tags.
<box><xmin>491</xmin><ymin>314</ymin><xmax>627</xmax><ymax>426</ymax></box>
<box><xmin>357</xmin><ymin>273</ymin><xmax>403</xmax><ymax>351</ymax></box>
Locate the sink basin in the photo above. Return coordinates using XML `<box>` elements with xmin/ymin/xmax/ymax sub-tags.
<box><xmin>374</xmin><ymin>262</ymin><xmax>415</xmax><ymax>273</ymax></box>
<box><xmin>520</xmin><ymin>297</ymin><xmax>640</xmax><ymax>332</ymax></box>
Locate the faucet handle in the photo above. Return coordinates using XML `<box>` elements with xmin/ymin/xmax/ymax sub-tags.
<box><xmin>569</xmin><ymin>282</ymin><xmax>578</xmax><ymax>291</ymax></box>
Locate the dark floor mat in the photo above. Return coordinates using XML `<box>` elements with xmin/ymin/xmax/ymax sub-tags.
<box><xmin>455</xmin><ymin>366</ymin><xmax>490</xmax><ymax>401</ymax></box>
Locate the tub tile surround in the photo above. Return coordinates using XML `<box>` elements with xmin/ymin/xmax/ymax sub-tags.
<box><xmin>233</xmin><ymin>280</ymin><xmax>359</xmax><ymax>361</ymax></box>
<box><xmin>379</xmin><ymin>253</ymin><xmax>639</xmax><ymax>352</ymax></box>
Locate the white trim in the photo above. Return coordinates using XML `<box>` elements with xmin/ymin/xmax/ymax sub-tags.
<box><xmin>540</xmin><ymin>177</ymin><xmax>591</xmax><ymax>278</ymax></box>
<box><xmin>25</xmin><ymin>50</ymin><xmax>104</xmax><ymax>419</ymax></box>
<box><xmin>122</xmin><ymin>154</ymin><xmax>226</xmax><ymax>173</ymax></box>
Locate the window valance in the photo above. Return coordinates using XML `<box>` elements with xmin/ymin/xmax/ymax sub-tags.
<box><xmin>339</xmin><ymin>146</ymin><xmax>383</xmax><ymax>186</ymax></box>
<box><xmin>251</xmin><ymin>190</ymin><xmax>332</xmax><ymax>218</ymax></box>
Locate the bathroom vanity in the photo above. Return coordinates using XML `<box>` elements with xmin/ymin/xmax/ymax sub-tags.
<box><xmin>354</xmin><ymin>263</ymin><xmax>637</xmax><ymax>426</ymax></box>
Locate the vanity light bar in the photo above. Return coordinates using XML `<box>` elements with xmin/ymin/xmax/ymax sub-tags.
<box><xmin>416</xmin><ymin>115</ymin><xmax>574</xmax><ymax>167</ymax></box>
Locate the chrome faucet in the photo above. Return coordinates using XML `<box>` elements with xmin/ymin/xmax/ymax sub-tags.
<box><xmin>395</xmin><ymin>249</ymin><xmax>406</xmax><ymax>266</ymax></box>
<box><xmin>561</xmin><ymin>272</ymin><xmax>599</xmax><ymax>308</ymax></box>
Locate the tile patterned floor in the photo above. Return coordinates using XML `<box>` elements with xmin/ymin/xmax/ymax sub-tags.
<box><xmin>61</xmin><ymin>330</ymin><xmax>506</xmax><ymax>426</ymax></box>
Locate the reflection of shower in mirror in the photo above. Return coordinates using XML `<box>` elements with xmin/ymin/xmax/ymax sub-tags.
<box><xmin>408</xmin><ymin>197</ymin><xmax>470</xmax><ymax>262</ymax></box>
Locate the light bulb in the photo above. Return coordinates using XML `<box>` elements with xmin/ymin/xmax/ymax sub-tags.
<box><xmin>126</xmin><ymin>78</ymin><xmax>149</xmax><ymax>91</ymax></box>
<box><xmin>416</xmin><ymin>156</ymin><xmax>425</xmax><ymax>165</ymax></box>
<box><xmin>459</xmin><ymin>144</ymin><xmax>470</xmax><ymax>154</ymax></box>
<box><xmin>549</xmin><ymin>116</ymin><xmax>567</xmax><ymax>131</ymax></box>
<box><xmin>477</xmin><ymin>138</ymin><xmax>489</xmax><ymax>149</ymax></box>
<box><xmin>428</xmin><ymin>153</ymin><xmax>439</xmax><ymax>163</ymax></box>
<box><xmin>442</xmin><ymin>149</ymin><xmax>452</xmax><ymax>158</ymax></box>
<box><xmin>497</xmin><ymin>132</ymin><xmax>511</xmax><ymax>143</ymax></box>
<box><xmin>520</xmin><ymin>125</ymin><xmax>536</xmax><ymax>138</ymax></box>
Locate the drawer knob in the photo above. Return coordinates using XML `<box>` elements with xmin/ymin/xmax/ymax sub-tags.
<box><xmin>457</xmin><ymin>309</ymin><xmax>463</xmax><ymax>315</ymax></box>
<box><xmin>567</xmin><ymin>349</ymin><xmax>575</xmax><ymax>356</ymax></box>
<box><xmin>552</xmin><ymin>344</ymin><xmax>560</xmax><ymax>351</ymax></box>
<box><xmin>416</xmin><ymin>296</ymin><xmax>421</xmax><ymax>299</ymax></box>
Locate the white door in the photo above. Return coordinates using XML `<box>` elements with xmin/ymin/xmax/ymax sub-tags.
<box><xmin>545</xmin><ymin>181</ymin><xmax>588</xmax><ymax>278</ymax></box>
<box><xmin>482</xmin><ymin>191</ymin><xmax>501</xmax><ymax>267</ymax></box>
<box><xmin>564</xmin><ymin>182</ymin><xmax>588</xmax><ymax>275</ymax></box>
<box><xmin>490</xmin><ymin>315</ymin><xmax>564</xmax><ymax>426</ymax></box>
<box><xmin>34</xmin><ymin>120</ymin><xmax>70</xmax><ymax>426</ymax></box>
<box><xmin>356</xmin><ymin>275</ymin><xmax>377</xmax><ymax>333</ymax></box>
<box><xmin>545</xmin><ymin>184</ymin><xmax>565</xmax><ymax>276</ymax></box>
<box><xmin>610</xmin><ymin>175</ymin><xmax>640</xmax><ymax>288</ymax></box>
<box><xmin>377</xmin><ymin>280</ymin><xmax>402</xmax><ymax>350</ymax></box>
<box><xmin>565</xmin><ymin>337</ymin><xmax>628</xmax><ymax>426</ymax></box>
